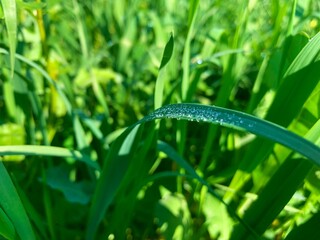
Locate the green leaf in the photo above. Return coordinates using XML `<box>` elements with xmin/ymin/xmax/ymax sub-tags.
<box><xmin>86</xmin><ymin>124</ymin><xmax>144</xmax><ymax>240</ymax></box>
<box><xmin>155</xmin><ymin>34</ymin><xmax>174</xmax><ymax>109</ymax></box>
<box><xmin>230</xmin><ymin>118</ymin><xmax>320</xmax><ymax>239</ymax></box>
<box><xmin>182</xmin><ymin>0</ymin><xmax>200</xmax><ymax>100</ymax></box>
<box><xmin>156</xmin><ymin>140</ymin><xmax>257</xmax><ymax>237</ymax></box>
<box><xmin>284</xmin><ymin>211</ymin><xmax>320</xmax><ymax>240</ymax></box>
<box><xmin>16</xmin><ymin>0</ymin><xmax>46</xmax><ymax>11</ymax></box>
<box><xmin>0</xmin><ymin>145</ymin><xmax>99</xmax><ymax>170</ymax></box>
<box><xmin>0</xmin><ymin>207</ymin><xmax>16</xmax><ymax>240</ymax></box>
<box><xmin>159</xmin><ymin>34</ymin><xmax>174</xmax><ymax>70</ymax></box>
<box><xmin>0</xmin><ymin>162</ymin><xmax>36</xmax><ymax>240</ymax></box>
<box><xmin>1</xmin><ymin>0</ymin><xmax>17</xmax><ymax>76</ymax></box>
<box><xmin>226</xmin><ymin>31</ymin><xmax>320</xmax><ymax>201</ymax></box>
<box><xmin>0</xmin><ymin>48</ymin><xmax>72</xmax><ymax>115</ymax></box>
<box><xmin>155</xmin><ymin>192</ymin><xmax>192</xmax><ymax>239</ymax></box>
<box><xmin>45</xmin><ymin>165</ymin><xmax>93</xmax><ymax>205</ymax></box>
<box><xmin>144</xmin><ymin>103</ymin><xmax>320</xmax><ymax>166</ymax></box>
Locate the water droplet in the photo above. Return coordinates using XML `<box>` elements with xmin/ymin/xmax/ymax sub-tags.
<box><xmin>197</xmin><ymin>59</ymin><xmax>203</xmax><ymax>64</ymax></box>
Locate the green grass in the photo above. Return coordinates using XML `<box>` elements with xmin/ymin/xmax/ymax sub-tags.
<box><xmin>1</xmin><ymin>0</ymin><xmax>320</xmax><ymax>239</ymax></box>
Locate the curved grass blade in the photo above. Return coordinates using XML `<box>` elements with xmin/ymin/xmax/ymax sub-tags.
<box><xmin>0</xmin><ymin>162</ymin><xmax>36</xmax><ymax>240</ymax></box>
<box><xmin>0</xmin><ymin>145</ymin><xmax>99</xmax><ymax>170</ymax></box>
<box><xmin>1</xmin><ymin>0</ymin><xmax>17</xmax><ymax>76</ymax></box>
<box><xmin>86</xmin><ymin>103</ymin><xmax>320</xmax><ymax>238</ymax></box>
<box><xmin>142</xmin><ymin>103</ymin><xmax>320</xmax><ymax>166</ymax></box>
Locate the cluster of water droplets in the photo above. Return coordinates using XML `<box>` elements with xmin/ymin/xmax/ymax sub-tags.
<box><xmin>144</xmin><ymin>103</ymin><xmax>256</xmax><ymax>130</ymax></box>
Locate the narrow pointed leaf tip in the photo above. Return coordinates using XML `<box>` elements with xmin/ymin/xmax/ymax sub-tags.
<box><xmin>142</xmin><ymin>103</ymin><xmax>320</xmax><ymax>166</ymax></box>
<box><xmin>159</xmin><ymin>34</ymin><xmax>174</xmax><ymax>69</ymax></box>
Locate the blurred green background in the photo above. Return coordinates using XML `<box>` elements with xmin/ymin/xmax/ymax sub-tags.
<box><xmin>1</xmin><ymin>0</ymin><xmax>320</xmax><ymax>239</ymax></box>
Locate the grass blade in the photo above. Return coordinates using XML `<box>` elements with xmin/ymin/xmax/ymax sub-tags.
<box><xmin>143</xmin><ymin>103</ymin><xmax>320</xmax><ymax>166</ymax></box>
<box><xmin>0</xmin><ymin>207</ymin><xmax>16</xmax><ymax>239</ymax></box>
<box><xmin>225</xmin><ymin>31</ymin><xmax>320</xmax><ymax>201</ymax></box>
<box><xmin>0</xmin><ymin>48</ymin><xmax>72</xmax><ymax>115</ymax></box>
<box><xmin>230</xmin><ymin>118</ymin><xmax>320</xmax><ymax>239</ymax></box>
<box><xmin>0</xmin><ymin>162</ymin><xmax>35</xmax><ymax>240</ymax></box>
<box><xmin>1</xmin><ymin>0</ymin><xmax>17</xmax><ymax>76</ymax></box>
<box><xmin>284</xmin><ymin>211</ymin><xmax>320</xmax><ymax>240</ymax></box>
<box><xmin>0</xmin><ymin>145</ymin><xmax>99</xmax><ymax>170</ymax></box>
<box><xmin>86</xmin><ymin>124</ymin><xmax>144</xmax><ymax>240</ymax></box>
<box><xmin>154</xmin><ymin>34</ymin><xmax>174</xmax><ymax>109</ymax></box>
<box><xmin>181</xmin><ymin>0</ymin><xmax>199</xmax><ymax>100</ymax></box>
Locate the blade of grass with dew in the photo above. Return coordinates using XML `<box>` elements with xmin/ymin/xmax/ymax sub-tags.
<box><xmin>154</xmin><ymin>34</ymin><xmax>174</xmax><ymax>109</ymax></box>
<box><xmin>87</xmin><ymin>100</ymin><xmax>320</xmax><ymax>238</ymax></box>
<box><xmin>230</xmin><ymin>118</ymin><xmax>320</xmax><ymax>239</ymax></box>
<box><xmin>0</xmin><ymin>162</ymin><xmax>36</xmax><ymax>240</ymax></box>
<box><xmin>0</xmin><ymin>145</ymin><xmax>99</xmax><ymax>170</ymax></box>
<box><xmin>226</xmin><ymin>31</ymin><xmax>320</xmax><ymax>201</ymax></box>
<box><xmin>1</xmin><ymin>0</ymin><xmax>16</xmax><ymax>76</ymax></box>
<box><xmin>143</xmin><ymin>103</ymin><xmax>320</xmax><ymax>166</ymax></box>
<box><xmin>86</xmin><ymin>124</ymin><xmax>144</xmax><ymax>240</ymax></box>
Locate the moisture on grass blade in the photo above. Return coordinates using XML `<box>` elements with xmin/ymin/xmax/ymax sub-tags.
<box><xmin>87</xmin><ymin>102</ymin><xmax>320</xmax><ymax>238</ymax></box>
<box><xmin>142</xmin><ymin>103</ymin><xmax>320</xmax><ymax>166</ymax></box>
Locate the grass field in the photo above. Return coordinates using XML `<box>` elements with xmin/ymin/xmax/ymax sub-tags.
<box><xmin>1</xmin><ymin>0</ymin><xmax>320</xmax><ymax>239</ymax></box>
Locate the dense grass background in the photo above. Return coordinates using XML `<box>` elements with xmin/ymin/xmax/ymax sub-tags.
<box><xmin>1</xmin><ymin>0</ymin><xmax>320</xmax><ymax>239</ymax></box>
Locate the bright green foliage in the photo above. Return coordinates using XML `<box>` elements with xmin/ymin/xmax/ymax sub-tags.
<box><xmin>1</xmin><ymin>0</ymin><xmax>320</xmax><ymax>239</ymax></box>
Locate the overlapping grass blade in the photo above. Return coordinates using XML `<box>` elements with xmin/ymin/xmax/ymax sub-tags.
<box><xmin>106</xmin><ymin>123</ymin><xmax>156</xmax><ymax>238</ymax></box>
<box><xmin>226</xmin><ymin>31</ymin><xmax>320</xmax><ymax>201</ymax></box>
<box><xmin>0</xmin><ymin>145</ymin><xmax>99</xmax><ymax>169</ymax></box>
<box><xmin>86</xmin><ymin>124</ymin><xmax>144</xmax><ymax>239</ymax></box>
<box><xmin>284</xmin><ymin>211</ymin><xmax>320</xmax><ymax>240</ymax></box>
<box><xmin>230</xmin><ymin>119</ymin><xmax>320</xmax><ymax>239</ymax></box>
<box><xmin>0</xmin><ymin>207</ymin><xmax>15</xmax><ymax>240</ymax></box>
<box><xmin>85</xmin><ymin>102</ymin><xmax>319</xmax><ymax>238</ymax></box>
<box><xmin>0</xmin><ymin>162</ymin><xmax>36</xmax><ymax>240</ymax></box>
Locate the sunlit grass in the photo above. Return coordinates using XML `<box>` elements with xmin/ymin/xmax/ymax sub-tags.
<box><xmin>1</xmin><ymin>0</ymin><xmax>320</xmax><ymax>239</ymax></box>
